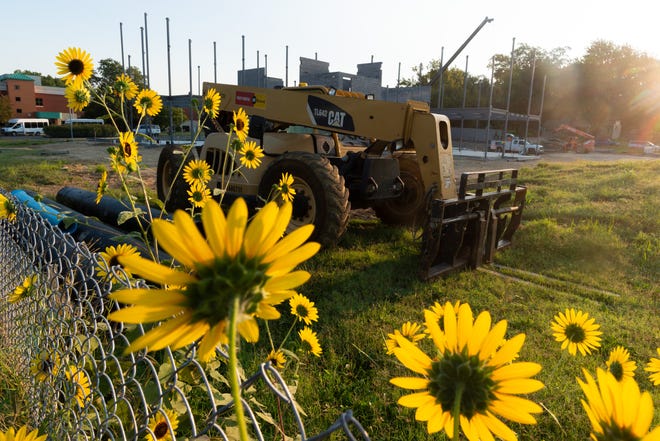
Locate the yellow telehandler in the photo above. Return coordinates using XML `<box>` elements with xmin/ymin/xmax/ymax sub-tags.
<box><xmin>156</xmin><ymin>83</ymin><xmax>526</xmax><ymax>279</ymax></box>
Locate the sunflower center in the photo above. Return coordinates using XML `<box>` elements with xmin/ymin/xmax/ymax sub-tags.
<box><xmin>564</xmin><ymin>323</ymin><xmax>586</xmax><ymax>343</ymax></box>
<box><xmin>296</xmin><ymin>305</ymin><xmax>309</xmax><ymax>318</ymax></box>
<box><xmin>428</xmin><ymin>352</ymin><xmax>495</xmax><ymax>419</ymax></box>
<box><xmin>109</xmin><ymin>255</ymin><xmax>121</xmax><ymax>267</ymax></box>
<box><xmin>154</xmin><ymin>421</ymin><xmax>169</xmax><ymax>439</ymax></box>
<box><xmin>596</xmin><ymin>422</ymin><xmax>639</xmax><ymax>441</ymax></box>
<box><xmin>186</xmin><ymin>255</ymin><xmax>269</xmax><ymax>324</ymax></box>
<box><xmin>123</xmin><ymin>142</ymin><xmax>133</xmax><ymax>158</ymax></box>
<box><xmin>609</xmin><ymin>361</ymin><xmax>624</xmax><ymax>381</ymax></box>
<box><xmin>68</xmin><ymin>59</ymin><xmax>85</xmax><ymax>76</ymax></box>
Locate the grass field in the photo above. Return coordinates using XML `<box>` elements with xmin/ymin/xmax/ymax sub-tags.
<box><xmin>1</xmin><ymin>143</ymin><xmax>659</xmax><ymax>439</ymax></box>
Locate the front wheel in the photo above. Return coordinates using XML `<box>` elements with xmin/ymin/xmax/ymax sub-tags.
<box><xmin>373</xmin><ymin>155</ymin><xmax>426</xmax><ymax>227</ymax></box>
<box><xmin>258</xmin><ymin>152</ymin><xmax>350</xmax><ymax>247</ymax></box>
<box><xmin>156</xmin><ymin>145</ymin><xmax>195</xmax><ymax>212</ymax></box>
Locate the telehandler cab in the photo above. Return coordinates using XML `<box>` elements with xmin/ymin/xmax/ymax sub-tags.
<box><xmin>156</xmin><ymin>83</ymin><xmax>526</xmax><ymax>279</ymax></box>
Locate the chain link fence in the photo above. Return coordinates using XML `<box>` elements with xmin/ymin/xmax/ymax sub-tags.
<box><xmin>0</xmin><ymin>188</ymin><xmax>370</xmax><ymax>440</ymax></box>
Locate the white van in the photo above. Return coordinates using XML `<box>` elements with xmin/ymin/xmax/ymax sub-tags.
<box><xmin>1</xmin><ymin>118</ymin><xmax>50</xmax><ymax>136</ymax></box>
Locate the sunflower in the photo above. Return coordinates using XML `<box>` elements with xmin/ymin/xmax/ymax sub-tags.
<box><xmin>55</xmin><ymin>47</ymin><xmax>93</xmax><ymax>87</ymax></box>
<box><xmin>233</xmin><ymin>108</ymin><xmax>250</xmax><ymax>142</ymax></box>
<box><xmin>95</xmin><ymin>170</ymin><xmax>108</xmax><ymax>204</ymax></box>
<box><xmin>277</xmin><ymin>172</ymin><xmax>296</xmax><ymax>203</ymax></box>
<box><xmin>289</xmin><ymin>293</ymin><xmax>319</xmax><ymax>325</ymax></box>
<box><xmin>645</xmin><ymin>348</ymin><xmax>660</xmax><ymax>386</ymax></box>
<box><xmin>606</xmin><ymin>346</ymin><xmax>637</xmax><ymax>382</ymax></box>
<box><xmin>187</xmin><ymin>181</ymin><xmax>212</xmax><ymax>208</ymax></box>
<box><xmin>238</xmin><ymin>141</ymin><xmax>264</xmax><ymax>169</ymax></box>
<box><xmin>66</xmin><ymin>366</ymin><xmax>91</xmax><ymax>408</ymax></box>
<box><xmin>266</xmin><ymin>349</ymin><xmax>287</xmax><ymax>370</ymax></box>
<box><xmin>113</xmin><ymin>73</ymin><xmax>138</xmax><ymax>100</ymax></box>
<box><xmin>8</xmin><ymin>274</ymin><xmax>38</xmax><ymax>303</ymax></box>
<box><xmin>390</xmin><ymin>302</ymin><xmax>544</xmax><ymax>440</ymax></box>
<box><xmin>0</xmin><ymin>193</ymin><xmax>17</xmax><ymax>222</ymax></box>
<box><xmin>108</xmin><ymin>198</ymin><xmax>320</xmax><ymax>362</ymax></box>
<box><xmin>183</xmin><ymin>159</ymin><xmax>212</xmax><ymax>185</ymax></box>
<box><xmin>551</xmin><ymin>308</ymin><xmax>602</xmax><ymax>356</ymax></box>
<box><xmin>134</xmin><ymin>89</ymin><xmax>163</xmax><ymax>117</ymax></box>
<box><xmin>299</xmin><ymin>326</ymin><xmax>322</xmax><ymax>357</ymax></box>
<box><xmin>30</xmin><ymin>350</ymin><xmax>60</xmax><ymax>382</ymax></box>
<box><xmin>0</xmin><ymin>425</ymin><xmax>47</xmax><ymax>441</ymax></box>
<box><xmin>64</xmin><ymin>84</ymin><xmax>91</xmax><ymax>112</ymax></box>
<box><xmin>578</xmin><ymin>368</ymin><xmax>660</xmax><ymax>441</ymax></box>
<box><xmin>385</xmin><ymin>321</ymin><xmax>425</xmax><ymax>354</ymax></box>
<box><xmin>203</xmin><ymin>88</ymin><xmax>221</xmax><ymax>119</ymax></box>
<box><xmin>96</xmin><ymin>244</ymin><xmax>140</xmax><ymax>282</ymax></box>
<box><xmin>118</xmin><ymin>131</ymin><xmax>140</xmax><ymax>170</ymax></box>
<box><xmin>146</xmin><ymin>408</ymin><xmax>179</xmax><ymax>441</ymax></box>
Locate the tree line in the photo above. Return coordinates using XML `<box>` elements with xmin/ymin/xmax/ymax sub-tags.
<box><xmin>400</xmin><ymin>40</ymin><xmax>659</xmax><ymax>142</ymax></box>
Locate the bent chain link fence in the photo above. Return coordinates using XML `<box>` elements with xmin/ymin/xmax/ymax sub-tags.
<box><xmin>0</xmin><ymin>189</ymin><xmax>370</xmax><ymax>441</ymax></box>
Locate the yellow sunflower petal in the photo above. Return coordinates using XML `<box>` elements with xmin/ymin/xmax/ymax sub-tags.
<box><xmin>424</xmin><ymin>309</ymin><xmax>446</xmax><ymax>351</ymax></box>
<box><xmin>392</xmin><ymin>335</ymin><xmax>432</xmax><ymax>375</ymax></box>
<box><xmin>497</xmin><ymin>378</ymin><xmax>545</xmax><ymax>395</ymax></box>
<box><xmin>472</xmin><ymin>415</ymin><xmax>496</xmax><ymax>441</ymax></box>
<box><xmin>443</xmin><ymin>302</ymin><xmax>459</xmax><ymax>352</ymax></box>
<box><xmin>467</xmin><ymin>310</ymin><xmax>491</xmax><ymax>356</ymax></box>
<box><xmin>243</xmin><ymin>201</ymin><xmax>278</xmax><ymax>258</ymax></box>
<box><xmin>109</xmin><ymin>288</ymin><xmax>187</xmax><ymax>306</ymax></box>
<box><xmin>483</xmin><ymin>412</ymin><xmax>519</xmax><ymax>441</ymax></box>
<box><xmin>492</xmin><ymin>362</ymin><xmax>542</xmax><ymax>382</ymax></box>
<box><xmin>415</xmin><ymin>401</ymin><xmax>442</xmax><ymax>422</ymax></box>
<box><xmin>262</xmin><ymin>224</ymin><xmax>315</xmax><ymax>264</ymax></box>
<box><xmin>125</xmin><ymin>314</ymin><xmax>195</xmax><ymax>353</ymax></box>
<box><xmin>397</xmin><ymin>391</ymin><xmax>434</xmax><ymax>408</ymax></box>
<box><xmin>256</xmin><ymin>302</ymin><xmax>281</xmax><ymax>320</ymax></box>
<box><xmin>255</xmin><ymin>202</ymin><xmax>292</xmax><ymax>256</ymax></box>
<box><xmin>266</xmin><ymin>242</ymin><xmax>321</xmax><ymax>276</ymax></box>
<box><xmin>167</xmin><ymin>320</ymin><xmax>210</xmax><ymax>351</ymax></box>
<box><xmin>390</xmin><ymin>376</ymin><xmax>430</xmax><ymax>390</ymax></box>
<box><xmin>488</xmin><ymin>333</ymin><xmax>526</xmax><ymax>367</ymax></box>
<box><xmin>479</xmin><ymin>319</ymin><xmax>508</xmax><ymax>361</ymax></box>
<box><xmin>197</xmin><ymin>322</ymin><xmax>227</xmax><ymax>362</ymax></box>
<box><xmin>118</xmin><ymin>255</ymin><xmax>195</xmax><ymax>286</ymax></box>
<box><xmin>264</xmin><ymin>270</ymin><xmax>310</xmax><ymax>292</ymax></box>
<box><xmin>225</xmin><ymin>198</ymin><xmax>248</xmax><ymax>257</ymax></box>
<box><xmin>107</xmin><ymin>305</ymin><xmax>184</xmax><ymax>323</ymax></box>
<box><xmin>201</xmin><ymin>200</ymin><xmax>227</xmax><ymax>256</ymax></box>
<box><xmin>456</xmin><ymin>302</ymin><xmax>474</xmax><ymax>351</ymax></box>
<box><xmin>489</xmin><ymin>397</ymin><xmax>540</xmax><ymax>424</ymax></box>
<box><xmin>238</xmin><ymin>317</ymin><xmax>259</xmax><ymax>342</ymax></box>
<box><xmin>151</xmin><ymin>219</ymin><xmax>197</xmax><ymax>268</ymax></box>
<box><xmin>172</xmin><ymin>209</ymin><xmax>214</xmax><ymax>262</ymax></box>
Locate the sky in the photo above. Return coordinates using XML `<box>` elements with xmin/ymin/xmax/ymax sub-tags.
<box><xmin>2</xmin><ymin>0</ymin><xmax>658</xmax><ymax>95</ymax></box>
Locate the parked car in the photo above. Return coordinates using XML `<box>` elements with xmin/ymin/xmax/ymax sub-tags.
<box><xmin>628</xmin><ymin>140</ymin><xmax>659</xmax><ymax>153</ymax></box>
<box><xmin>490</xmin><ymin>137</ymin><xmax>543</xmax><ymax>155</ymax></box>
<box><xmin>137</xmin><ymin>124</ymin><xmax>161</xmax><ymax>138</ymax></box>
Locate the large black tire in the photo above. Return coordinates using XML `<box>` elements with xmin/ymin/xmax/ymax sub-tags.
<box><xmin>258</xmin><ymin>152</ymin><xmax>350</xmax><ymax>247</ymax></box>
<box><xmin>156</xmin><ymin>145</ymin><xmax>193</xmax><ymax>212</ymax></box>
<box><xmin>373</xmin><ymin>155</ymin><xmax>426</xmax><ymax>227</ymax></box>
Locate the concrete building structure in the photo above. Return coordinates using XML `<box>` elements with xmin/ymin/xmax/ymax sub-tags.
<box><xmin>0</xmin><ymin>73</ymin><xmax>69</xmax><ymax>121</ymax></box>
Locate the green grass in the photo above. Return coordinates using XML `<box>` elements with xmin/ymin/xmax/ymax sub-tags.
<box><xmin>1</xmin><ymin>157</ymin><xmax>659</xmax><ymax>439</ymax></box>
<box><xmin>264</xmin><ymin>159</ymin><xmax>660</xmax><ymax>440</ymax></box>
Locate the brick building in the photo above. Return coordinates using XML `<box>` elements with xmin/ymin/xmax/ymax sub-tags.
<box><xmin>0</xmin><ymin>73</ymin><xmax>69</xmax><ymax>122</ymax></box>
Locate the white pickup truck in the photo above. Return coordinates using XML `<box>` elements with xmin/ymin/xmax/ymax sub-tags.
<box><xmin>490</xmin><ymin>136</ymin><xmax>543</xmax><ymax>155</ymax></box>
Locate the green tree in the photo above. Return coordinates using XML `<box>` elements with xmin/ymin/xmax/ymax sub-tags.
<box><xmin>0</xmin><ymin>95</ymin><xmax>12</xmax><ymax>123</ymax></box>
<box><xmin>13</xmin><ymin>69</ymin><xmax>65</xmax><ymax>87</ymax></box>
<box><xmin>84</xmin><ymin>59</ymin><xmax>146</xmax><ymax>125</ymax></box>
<box><xmin>153</xmin><ymin>106</ymin><xmax>185</xmax><ymax>132</ymax></box>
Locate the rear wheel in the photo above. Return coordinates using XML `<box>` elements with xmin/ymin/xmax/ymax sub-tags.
<box><xmin>258</xmin><ymin>152</ymin><xmax>350</xmax><ymax>247</ymax></box>
<box><xmin>373</xmin><ymin>155</ymin><xmax>426</xmax><ymax>226</ymax></box>
<box><xmin>156</xmin><ymin>145</ymin><xmax>194</xmax><ymax>212</ymax></box>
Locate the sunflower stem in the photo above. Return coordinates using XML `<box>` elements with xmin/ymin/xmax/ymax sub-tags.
<box><xmin>228</xmin><ymin>295</ymin><xmax>249</xmax><ymax>441</ymax></box>
<box><xmin>452</xmin><ymin>382</ymin><xmax>464</xmax><ymax>441</ymax></box>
